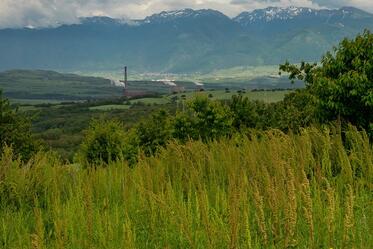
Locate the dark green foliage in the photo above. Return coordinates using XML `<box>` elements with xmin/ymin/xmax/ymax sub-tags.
<box><xmin>265</xmin><ymin>90</ymin><xmax>318</xmax><ymax>131</ymax></box>
<box><xmin>229</xmin><ymin>95</ymin><xmax>259</xmax><ymax>129</ymax></box>
<box><xmin>172</xmin><ymin>112</ymin><xmax>196</xmax><ymax>143</ymax></box>
<box><xmin>27</xmin><ymin>101</ymin><xmax>176</xmax><ymax>161</ymax></box>
<box><xmin>172</xmin><ymin>96</ymin><xmax>233</xmax><ymax>142</ymax></box>
<box><xmin>227</xmin><ymin>92</ymin><xmax>317</xmax><ymax>132</ymax></box>
<box><xmin>0</xmin><ymin>91</ymin><xmax>39</xmax><ymax>160</ymax></box>
<box><xmin>76</xmin><ymin>118</ymin><xmax>134</xmax><ymax>166</ymax></box>
<box><xmin>280</xmin><ymin>30</ymin><xmax>373</xmax><ymax>135</ymax></box>
<box><xmin>75</xmin><ymin>93</ymin><xmax>321</xmax><ymax>164</ymax></box>
<box><xmin>135</xmin><ymin>110</ymin><xmax>172</xmax><ymax>155</ymax></box>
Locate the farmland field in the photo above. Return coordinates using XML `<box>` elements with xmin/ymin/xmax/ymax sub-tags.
<box><xmin>89</xmin><ymin>104</ymin><xmax>131</xmax><ymax>111</ymax></box>
<box><xmin>129</xmin><ymin>97</ymin><xmax>170</xmax><ymax>105</ymax></box>
<box><xmin>170</xmin><ymin>90</ymin><xmax>290</xmax><ymax>103</ymax></box>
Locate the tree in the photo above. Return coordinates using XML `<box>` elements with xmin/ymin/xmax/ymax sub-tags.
<box><xmin>280</xmin><ymin>30</ymin><xmax>373</xmax><ymax>135</ymax></box>
<box><xmin>172</xmin><ymin>96</ymin><xmax>233</xmax><ymax>142</ymax></box>
<box><xmin>77</xmin><ymin>118</ymin><xmax>136</xmax><ymax>166</ymax></box>
<box><xmin>0</xmin><ymin>91</ymin><xmax>39</xmax><ymax>160</ymax></box>
<box><xmin>135</xmin><ymin>110</ymin><xmax>172</xmax><ymax>155</ymax></box>
<box><xmin>265</xmin><ymin>90</ymin><xmax>318</xmax><ymax>132</ymax></box>
<box><xmin>229</xmin><ymin>95</ymin><xmax>259</xmax><ymax>130</ymax></box>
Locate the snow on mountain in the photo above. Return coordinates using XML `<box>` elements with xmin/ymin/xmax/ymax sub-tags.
<box><xmin>234</xmin><ymin>7</ymin><xmax>318</xmax><ymax>24</ymax></box>
<box><xmin>233</xmin><ymin>6</ymin><xmax>370</xmax><ymax>26</ymax></box>
<box><xmin>79</xmin><ymin>16</ymin><xmax>143</xmax><ymax>27</ymax></box>
<box><xmin>78</xmin><ymin>9</ymin><xmax>227</xmax><ymax>26</ymax></box>
<box><xmin>72</xmin><ymin>6</ymin><xmax>372</xmax><ymax>28</ymax></box>
<box><xmin>142</xmin><ymin>9</ymin><xmax>226</xmax><ymax>24</ymax></box>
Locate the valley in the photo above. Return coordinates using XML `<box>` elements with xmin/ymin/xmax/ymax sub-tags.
<box><xmin>2</xmin><ymin>69</ymin><xmax>290</xmax><ymax>160</ymax></box>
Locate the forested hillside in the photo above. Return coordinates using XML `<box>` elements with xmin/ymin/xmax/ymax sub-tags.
<box><xmin>0</xmin><ymin>7</ymin><xmax>372</xmax><ymax>72</ymax></box>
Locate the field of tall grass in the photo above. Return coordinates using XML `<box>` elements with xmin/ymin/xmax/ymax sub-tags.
<box><xmin>0</xmin><ymin>126</ymin><xmax>371</xmax><ymax>248</ymax></box>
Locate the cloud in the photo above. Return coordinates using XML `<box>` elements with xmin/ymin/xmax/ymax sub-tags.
<box><xmin>230</xmin><ymin>0</ymin><xmax>321</xmax><ymax>9</ymax></box>
<box><xmin>314</xmin><ymin>0</ymin><xmax>373</xmax><ymax>10</ymax></box>
<box><xmin>0</xmin><ymin>0</ymin><xmax>372</xmax><ymax>28</ymax></box>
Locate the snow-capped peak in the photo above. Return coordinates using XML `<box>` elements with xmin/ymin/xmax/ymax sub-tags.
<box><xmin>233</xmin><ymin>6</ymin><xmax>370</xmax><ymax>26</ymax></box>
<box><xmin>234</xmin><ymin>6</ymin><xmax>316</xmax><ymax>23</ymax></box>
<box><xmin>142</xmin><ymin>9</ymin><xmax>223</xmax><ymax>24</ymax></box>
<box><xmin>157</xmin><ymin>9</ymin><xmax>195</xmax><ymax>18</ymax></box>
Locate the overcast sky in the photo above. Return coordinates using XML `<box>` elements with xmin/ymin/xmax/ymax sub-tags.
<box><xmin>1</xmin><ymin>0</ymin><xmax>372</xmax><ymax>28</ymax></box>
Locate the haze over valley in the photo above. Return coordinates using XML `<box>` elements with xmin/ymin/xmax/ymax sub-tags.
<box><xmin>1</xmin><ymin>6</ymin><xmax>372</xmax><ymax>74</ymax></box>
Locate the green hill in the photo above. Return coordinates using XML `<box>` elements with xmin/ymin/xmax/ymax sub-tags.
<box><xmin>0</xmin><ymin>70</ymin><xmax>122</xmax><ymax>102</ymax></box>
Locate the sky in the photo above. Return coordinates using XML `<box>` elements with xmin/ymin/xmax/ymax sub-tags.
<box><xmin>0</xmin><ymin>0</ymin><xmax>372</xmax><ymax>28</ymax></box>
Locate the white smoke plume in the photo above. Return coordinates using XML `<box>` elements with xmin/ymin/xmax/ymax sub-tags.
<box><xmin>154</xmin><ymin>79</ymin><xmax>177</xmax><ymax>86</ymax></box>
<box><xmin>193</xmin><ymin>81</ymin><xmax>204</xmax><ymax>86</ymax></box>
<box><xmin>110</xmin><ymin>79</ymin><xmax>126</xmax><ymax>87</ymax></box>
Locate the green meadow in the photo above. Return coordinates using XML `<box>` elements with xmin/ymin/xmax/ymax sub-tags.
<box><xmin>0</xmin><ymin>126</ymin><xmax>371</xmax><ymax>248</ymax></box>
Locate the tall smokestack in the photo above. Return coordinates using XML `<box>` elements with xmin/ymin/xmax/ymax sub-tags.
<box><xmin>124</xmin><ymin>66</ymin><xmax>127</xmax><ymax>85</ymax></box>
<box><xmin>120</xmin><ymin>66</ymin><xmax>128</xmax><ymax>96</ymax></box>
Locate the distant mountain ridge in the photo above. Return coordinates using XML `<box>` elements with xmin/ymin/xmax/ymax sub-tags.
<box><xmin>142</xmin><ymin>9</ymin><xmax>227</xmax><ymax>23</ymax></box>
<box><xmin>233</xmin><ymin>6</ymin><xmax>371</xmax><ymax>24</ymax></box>
<box><xmin>0</xmin><ymin>6</ymin><xmax>372</xmax><ymax>73</ymax></box>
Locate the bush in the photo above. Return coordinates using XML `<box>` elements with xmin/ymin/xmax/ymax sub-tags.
<box><xmin>172</xmin><ymin>96</ymin><xmax>233</xmax><ymax>142</ymax></box>
<box><xmin>0</xmin><ymin>91</ymin><xmax>40</xmax><ymax>161</ymax></box>
<box><xmin>262</xmin><ymin>90</ymin><xmax>318</xmax><ymax>132</ymax></box>
<box><xmin>229</xmin><ymin>95</ymin><xmax>259</xmax><ymax>130</ymax></box>
<box><xmin>76</xmin><ymin>118</ymin><xmax>136</xmax><ymax>167</ymax></box>
<box><xmin>135</xmin><ymin>110</ymin><xmax>172</xmax><ymax>156</ymax></box>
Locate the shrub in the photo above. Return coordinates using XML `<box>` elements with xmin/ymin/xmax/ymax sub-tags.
<box><xmin>229</xmin><ymin>95</ymin><xmax>259</xmax><ymax>130</ymax></box>
<box><xmin>76</xmin><ymin>118</ymin><xmax>135</xmax><ymax>167</ymax></box>
<box><xmin>135</xmin><ymin>110</ymin><xmax>172</xmax><ymax>155</ymax></box>
<box><xmin>0</xmin><ymin>91</ymin><xmax>40</xmax><ymax>161</ymax></box>
<box><xmin>172</xmin><ymin>96</ymin><xmax>233</xmax><ymax>142</ymax></box>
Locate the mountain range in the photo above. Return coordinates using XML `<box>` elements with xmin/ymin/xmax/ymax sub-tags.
<box><xmin>0</xmin><ymin>6</ymin><xmax>372</xmax><ymax>73</ymax></box>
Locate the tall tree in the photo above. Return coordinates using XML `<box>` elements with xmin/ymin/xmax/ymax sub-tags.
<box><xmin>0</xmin><ymin>91</ymin><xmax>39</xmax><ymax>160</ymax></box>
<box><xmin>280</xmin><ymin>30</ymin><xmax>373</xmax><ymax>135</ymax></box>
<box><xmin>173</xmin><ymin>96</ymin><xmax>233</xmax><ymax>142</ymax></box>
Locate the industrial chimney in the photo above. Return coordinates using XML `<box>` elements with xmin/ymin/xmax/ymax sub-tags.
<box><xmin>120</xmin><ymin>66</ymin><xmax>128</xmax><ymax>95</ymax></box>
<box><xmin>124</xmin><ymin>66</ymin><xmax>127</xmax><ymax>85</ymax></box>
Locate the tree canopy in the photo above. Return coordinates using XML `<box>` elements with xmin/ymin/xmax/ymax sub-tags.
<box><xmin>0</xmin><ymin>90</ymin><xmax>39</xmax><ymax>160</ymax></box>
<box><xmin>280</xmin><ymin>30</ymin><xmax>373</xmax><ymax>134</ymax></box>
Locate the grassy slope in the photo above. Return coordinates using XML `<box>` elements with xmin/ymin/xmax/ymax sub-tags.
<box><xmin>89</xmin><ymin>104</ymin><xmax>131</xmax><ymax>111</ymax></box>
<box><xmin>0</xmin><ymin>70</ymin><xmax>122</xmax><ymax>101</ymax></box>
<box><xmin>170</xmin><ymin>90</ymin><xmax>290</xmax><ymax>103</ymax></box>
<box><xmin>0</xmin><ymin>126</ymin><xmax>371</xmax><ymax>248</ymax></box>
